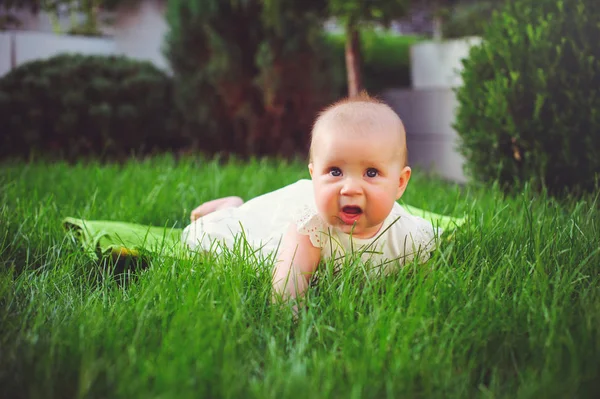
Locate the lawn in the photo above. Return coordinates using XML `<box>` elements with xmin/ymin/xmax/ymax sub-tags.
<box><xmin>1</xmin><ymin>156</ymin><xmax>598</xmax><ymax>398</ymax></box>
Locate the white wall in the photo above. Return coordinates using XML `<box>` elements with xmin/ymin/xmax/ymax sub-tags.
<box><xmin>381</xmin><ymin>88</ymin><xmax>467</xmax><ymax>183</ymax></box>
<box><xmin>112</xmin><ymin>0</ymin><xmax>169</xmax><ymax>71</ymax></box>
<box><xmin>411</xmin><ymin>36</ymin><xmax>481</xmax><ymax>89</ymax></box>
<box><xmin>0</xmin><ymin>31</ymin><xmax>115</xmax><ymax>76</ymax></box>
<box><xmin>15</xmin><ymin>30</ymin><xmax>114</xmax><ymax>63</ymax></box>
<box><xmin>381</xmin><ymin>37</ymin><xmax>481</xmax><ymax>183</ymax></box>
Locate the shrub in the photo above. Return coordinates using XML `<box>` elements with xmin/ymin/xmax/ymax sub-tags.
<box><xmin>325</xmin><ymin>30</ymin><xmax>422</xmax><ymax>95</ymax></box>
<box><xmin>455</xmin><ymin>0</ymin><xmax>600</xmax><ymax>195</ymax></box>
<box><xmin>164</xmin><ymin>0</ymin><xmax>334</xmax><ymax>158</ymax></box>
<box><xmin>0</xmin><ymin>54</ymin><xmax>182</xmax><ymax>160</ymax></box>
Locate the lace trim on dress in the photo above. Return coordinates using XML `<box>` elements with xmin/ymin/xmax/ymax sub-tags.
<box><xmin>294</xmin><ymin>204</ymin><xmax>327</xmax><ymax>248</ymax></box>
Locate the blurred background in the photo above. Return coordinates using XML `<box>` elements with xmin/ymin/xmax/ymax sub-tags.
<box><xmin>0</xmin><ymin>0</ymin><xmax>516</xmax><ymax>184</ymax></box>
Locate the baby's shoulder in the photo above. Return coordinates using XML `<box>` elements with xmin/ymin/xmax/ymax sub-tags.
<box><xmin>261</xmin><ymin>179</ymin><xmax>312</xmax><ymax>200</ymax></box>
<box><xmin>244</xmin><ymin>179</ymin><xmax>312</xmax><ymax>207</ymax></box>
<box><xmin>386</xmin><ymin>203</ymin><xmax>439</xmax><ymax>240</ymax></box>
<box><xmin>374</xmin><ymin>203</ymin><xmax>440</xmax><ymax>266</ymax></box>
<box><xmin>242</xmin><ymin>179</ymin><xmax>317</xmax><ymax>230</ymax></box>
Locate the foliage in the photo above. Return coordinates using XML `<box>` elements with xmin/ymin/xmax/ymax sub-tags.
<box><xmin>102</xmin><ymin>0</ymin><xmax>143</xmax><ymax>9</ymax></box>
<box><xmin>1</xmin><ymin>0</ymin><xmax>41</xmax><ymax>11</ymax></box>
<box><xmin>441</xmin><ymin>0</ymin><xmax>505</xmax><ymax>38</ymax></box>
<box><xmin>0</xmin><ymin>0</ymin><xmax>39</xmax><ymax>30</ymax></box>
<box><xmin>325</xmin><ymin>0</ymin><xmax>412</xmax><ymax>95</ymax></box>
<box><xmin>326</xmin><ymin>31</ymin><xmax>422</xmax><ymax>94</ymax></box>
<box><xmin>417</xmin><ymin>0</ymin><xmax>507</xmax><ymax>39</ymax></box>
<box><xmin>443</xmin><ymin>1</ymin><xmax>508</xmax><ymax>39</ymax></box>
<box><xmin>0</xmin><ymin>13</ymin><xmax>22</xmax><ymax>30</ymax></box>
<box><xmin>327</xmin><ymin>0</ymin><xmax>410</xmax><ymax>27</ymax></box>
<box><xmin>1</xmin><ymin>1</ymin><xmax>104</xmax><ymax>36</ymax></box>
<box><xmin>164</xmin><ymin>0</ymin><xmax>334</xmax><ymax>157</ymax></box>
<box><xmin>0</xmin><ymin>54</ymin><xmax>182</xmax><ymax>160</ymax></box>
<box><xmin>454</xmin><ymin>0</ymin><xmax>600</xmax><ymax>195</ymax></box>
<box><xmin>0</xmin><ymin>1</ymin><xmax>141</xmax><ymax>35</ymax></box>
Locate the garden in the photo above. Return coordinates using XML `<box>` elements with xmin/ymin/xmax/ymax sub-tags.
<box><xmin>1</xmin><ymin>0</ymin><xmax>599</xmax><ymax>398</ymax></box>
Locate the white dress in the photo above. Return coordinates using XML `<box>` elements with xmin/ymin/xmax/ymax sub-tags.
<box><xmin>182</xmin><ymin>179</ymin><xmax>439</xmax><ymax>274</ymax></box>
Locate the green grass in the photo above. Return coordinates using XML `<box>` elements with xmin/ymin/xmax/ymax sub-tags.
<box><xmin>1</xmin><ymin>155</ymin><xmax>599</xmax><ymax>399</ymax></box>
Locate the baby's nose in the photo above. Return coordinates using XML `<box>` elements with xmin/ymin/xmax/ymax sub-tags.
<box><xmin>340</xmin><ymin>179</ymin><xmax>362</xmax><ymax>196</ymax></box>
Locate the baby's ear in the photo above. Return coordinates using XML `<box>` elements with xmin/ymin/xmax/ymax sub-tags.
<box><xmin>396</xmin><ymin>166</ymin><xmax>412</xmax><ymax>199</ymax></box>
<box><xmin>308</xmin><ymin>163</ymin><xmax>314</xmax><ymax>178</ymax></box>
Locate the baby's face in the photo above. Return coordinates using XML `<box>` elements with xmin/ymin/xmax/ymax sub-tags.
<box><xmin>309</xmin><ymin>110</ymin><xmax>411</xmax><ymax>239</ymax></box>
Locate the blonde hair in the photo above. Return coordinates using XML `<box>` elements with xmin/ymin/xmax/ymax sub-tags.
<box><xmin>309</xmin><ymin>92</ymin><xmax>408</xmax><ymax>164</ymax></box>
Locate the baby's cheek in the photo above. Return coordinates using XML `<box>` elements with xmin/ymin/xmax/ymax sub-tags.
<box><xmin>312</xmin><ymin>190</ymin><xmax>326</xmax><ymax>211</ymax></box>
<box><xmin>317</xmin><ymin>191</ymin><xmax>338</xmax><ymax>219</ymax></box>
<box><xmin>369</xmin><ymin>193</ymin><xmax>395</xmax><ymax>221</ymax></box>
<box><xmin>316</xmin><ymin>195</ymin><xmax>332</xmax><ymax>214</ymax></box>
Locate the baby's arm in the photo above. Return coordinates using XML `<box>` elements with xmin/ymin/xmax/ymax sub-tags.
<box><xmin>272</xmin><ymin>223</ymin><xmax>321</xmax><ymax>303</ymax></box>
<box><xmin>190</xmin><ymin>196</ymin><xmax>244</xmax><ymax>221</ymax></box>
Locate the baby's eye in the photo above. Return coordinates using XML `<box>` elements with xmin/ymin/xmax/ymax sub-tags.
<box><xmin>365</xmin><ymin>168</ymin><xmax>379</xmax><ymax>178</ymax></box>
<box><xmin>329</xmin><ymin>167</ymin><xmax>342</xmax><ymax>177</ymax></box>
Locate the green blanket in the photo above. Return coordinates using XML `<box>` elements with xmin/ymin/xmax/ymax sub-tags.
<box><xmin>63</xmin><ymin>206</ymin><xmax>465</xmax><ymax>261</ymax></box>
<box><xmin>63</xmin><ymin>218</ymin><xmax>188</xmax><ymax>261</ymax></box>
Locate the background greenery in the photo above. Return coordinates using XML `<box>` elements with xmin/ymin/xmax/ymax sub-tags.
<box><xmin>164</xmin><ymin>0</ymin><xmax>335</xmax><ymax>158</ymax></box>
<box><xmin>325</xmin><ymin>31</ymin><xmax>422</xmax><ymax>95</ymax></box>
<box><xmin>1</xmin><ymin>157</ymin><xmax>598</xmax><ymax>398</ymax></box>
<box><xmin>0</xmin><ymin>54</ymin><xmax>182</xmax><ymax>160</ymax></box>
<box><xmin>454</xmin><ymin>0</ymin><xmax>600</xmax><ymax>196</ymax></box>
<box><xmin>0</xmin><ymin>28</ymin><xmax>416</xmax><ymax>160</ymax></box>
<box><xmin>440</xmin><ymin>0</ymin><xmax>507</xmax><ymax>39</ymax></box>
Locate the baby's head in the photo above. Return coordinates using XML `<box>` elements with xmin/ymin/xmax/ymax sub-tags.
<box><xmin>308</xmin><ymin>93</ymin><xmax>411</xmax><ymax>238</ymax></box>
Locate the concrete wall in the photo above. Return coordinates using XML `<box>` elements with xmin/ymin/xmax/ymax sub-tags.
<box><xmin>381</xmin><ymin>88</ymin><xmax>466</xmax><ymax>183</ymax></box>
<box><xmin>112</xmin><ymin>0</ymin><xmax>169</xmax><ymax>71</ymax></box>
<box><xmin>0</xmin><ymin>31</ymin><xmax>115</xmax><ymax>73</ymax></box>
<box><xmin>382</xmin><ymin>37</ymin><xmax>482</xmax><ymax>183</ymax></box>
<box><xmin>411</xmin><ymin>36</ymin><xmax>481</xmax><ymax>90</ymax></box>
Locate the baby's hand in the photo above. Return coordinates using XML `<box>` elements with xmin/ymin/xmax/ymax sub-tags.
<box><xmin>190</xmin><ymin>196</ymin><xmax>244</xmax><ymax>222</ymax></box>
<box><xmin>190</xmin><ymin>204</ymin><xmax>205</xmax><ymax>222</ymax></box>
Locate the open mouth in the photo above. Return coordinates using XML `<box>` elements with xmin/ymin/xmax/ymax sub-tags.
<box><xmin>340</xmin><ymin>206</ymin><xmax>363</xmax><ymax>225</ymax></box>
<box><xmin>342</xmin><ymin>206</ymin><xmax>362</xmax><ymax>215</ymax></box>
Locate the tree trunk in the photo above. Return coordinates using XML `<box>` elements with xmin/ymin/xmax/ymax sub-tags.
<box><xmin>345</xmin><ymin>23</ymin><xmax>362</xmax><ymax>97</ymax></box>
<box><xmin>432</xmin><ymin>0</ymin><xmax>444</xmax><ymax>41</ymax></box>
<box><xmin>432</xmin><ymin>15</ymin><xmax>443</xmax><ymax>40</ymax></box>
<box><xmin>10</xmin><ymin>32</ymin><xmax>16</xmax><ymax>70</ymax></box>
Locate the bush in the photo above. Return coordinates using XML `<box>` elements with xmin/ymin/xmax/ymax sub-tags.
<box><xmin>455</xmin><ymin>0</ymin><xmax>600</xmax><ymax>195</ymax></box>
<box><xmin>325</xmin><ymin>31</ymin><xmax>422</xmax><ymax>95</ymax></box>
<box><xmin>0</xmin><ymin>54</ymin><xmax>182</xmax><ymax>160</ymax></box>
<box><xmin>164</xmin><ymin>0</ymin><xmax>334</xmax><ymax>158</ymax></box>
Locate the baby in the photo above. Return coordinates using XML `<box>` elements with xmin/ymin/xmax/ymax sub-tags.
<box><xmin>183</xmin><ymin>93</ymin><xmax>438</xmax><ymax>302</ymax></box>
